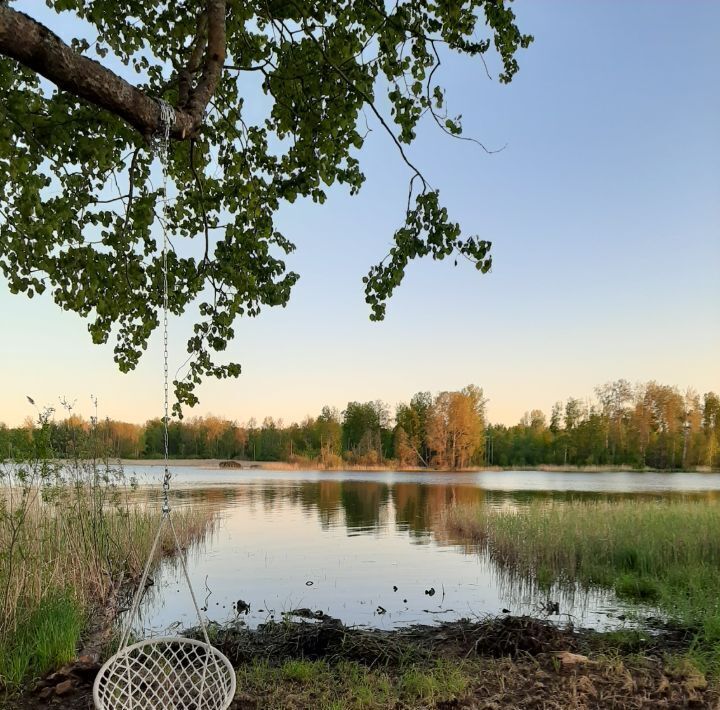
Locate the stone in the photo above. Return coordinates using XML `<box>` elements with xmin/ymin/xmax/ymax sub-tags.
<box><xmin>77</xmin><ymin>653</ymin><xmax>99</xmax><ymax>665</ymax></box>
<box><xmin>55</xmin><ymin>679</ymin><xmax>74</xmax><ymax>696</ymax></box>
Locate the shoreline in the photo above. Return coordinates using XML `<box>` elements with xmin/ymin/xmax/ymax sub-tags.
<box><xmin>117</xmin><ymin>459</ymin><xmax>712</xmax><ymax>473</ymax></box>
<box><xmin>16</xmin><ymin>616</ymin><xmax>718</xmax><ymax>709</ymax></box>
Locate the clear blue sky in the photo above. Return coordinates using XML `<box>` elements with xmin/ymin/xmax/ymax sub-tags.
<box><xmin>1</xmin><ymin>1</ymin><xmax>718</xmax><ymax>427</ymax></box>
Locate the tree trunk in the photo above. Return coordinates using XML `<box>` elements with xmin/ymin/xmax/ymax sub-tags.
<box><xmin>0</xmin><ymin>2</ymin><xmax>226</xmax><ymax>140</ymax></box>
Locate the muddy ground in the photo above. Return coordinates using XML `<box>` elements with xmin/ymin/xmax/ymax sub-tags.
<box><xmin>11</xmin><ymin>616</ymin><xmax>720</xmax><ymax>709</ymax></box>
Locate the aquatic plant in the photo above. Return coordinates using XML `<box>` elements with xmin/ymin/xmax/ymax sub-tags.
<box><xmin>441</xmin><ymin>499</ymin><xmax>720</xmax><ymax>672</ymax></box>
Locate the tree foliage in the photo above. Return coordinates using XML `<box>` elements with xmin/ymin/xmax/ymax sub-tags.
<box><xmin>4</xmin><ymin>381</ymin><xmax>719</xmax><ymax>470</ymax></box>
<box><xmin>488</xmin><ymin>381</ymin><xmax>720</xmax><ymax>470</ymax></box>
<box><xmin>426</xmin><ymin>385</ymin><xmax>486</xmax><ymax>468</ymax></box>
<box><xmin>0</xmin><ymin>1</ymin><xmax>531</xmax><ymax>413</ymax></box>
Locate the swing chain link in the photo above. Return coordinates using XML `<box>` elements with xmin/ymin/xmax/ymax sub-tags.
<box><xmin>110</xmin><ymin>97</ymin><xmax>217</xmax><ymax>660</ymax></box>
<box><xmin>156</xmin><ymin>99</ymin><xmax>175</xmax><ymax>516</ymax></box>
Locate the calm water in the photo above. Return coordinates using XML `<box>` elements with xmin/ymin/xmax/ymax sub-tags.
<box><xmin>127</xmin><ymin>467</ymin><xmax>720</xmax><ymax>634</ymax></box>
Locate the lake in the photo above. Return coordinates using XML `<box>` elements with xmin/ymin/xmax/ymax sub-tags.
<box><xmin>126</xmin><ymin>467</ymin><xmax>720</xmax><ymax>634</ymax></box>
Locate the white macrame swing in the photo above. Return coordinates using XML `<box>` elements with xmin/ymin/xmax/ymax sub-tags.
<box><xmin>93</xmin><ymin>101</ymin><xmax>236</xmax><ymax>710</ymax></box>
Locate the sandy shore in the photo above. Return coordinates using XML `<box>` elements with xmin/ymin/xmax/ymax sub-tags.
<box><xmin>116</xmin><ymin>460</ymin><xmax>711</xmax><ymax>473</ymax></box>
<box><xmin>119</xmin><ymin>458</ymin><xmax>296</xmax><ymax>469</ymax></box>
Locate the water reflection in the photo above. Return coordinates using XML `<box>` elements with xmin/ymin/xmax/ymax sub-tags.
<box><xmin>140</xmin><ymin>477</ymin><xmax>719</xmax><ymax>534</ymax></box>
<box><xmin>127</xmin><ymin>469</ymin><xmax>720</xmax><ymax>635</ymax></box>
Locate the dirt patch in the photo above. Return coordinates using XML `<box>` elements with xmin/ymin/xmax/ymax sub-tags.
<box><xmin>454</xmin><ymin>654</ymin><xmax>715</xmax><ymax>709</ymax></box>
<box><xmin>14</xmin><ymin>657</ymin><xmax>718</xmax><ymax>710</ymax></box>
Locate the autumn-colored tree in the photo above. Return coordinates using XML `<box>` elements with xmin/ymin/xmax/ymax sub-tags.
<box><xmin>393</xmin><ymin>425</ymin><xmax>418</xmax><ymax>467</ymax></box>
<box><xmin>427</xmin><ymin>385</ymin><xmax>486</xmax><ymax>469</ymax></box>
<box><xmin>102</xmin><ymin>419</ymin><xmax>144</xmax><ymax>458</ymax></box>
<box><xmin>3</xmin><ymin>381</ymin><xmax>717</xmax><ymax>469</ymax></box>
<box><xmin>395</xmin><ymin>392</ymin><xmax>433</xmax><ymax>466</ymax></box>
<box><xmin>702</xmin><ymin>392</ymin><xmax>720</xmax><ymax>468</ymax></box>
<box><xmin>632</xmin><ymin>382</ymin><xmax>686</xmax><ymax>469</ymax></box>
<box><xmin>202</xmin><ymin>414</ymin><xmax>228</xmax><ymax>457</ymax></box>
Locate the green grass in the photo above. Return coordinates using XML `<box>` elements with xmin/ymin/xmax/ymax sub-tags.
<box><xmin>236</xmin><ymin>651</ymin><xmax>718</xmax><ymax>708</ymax></box>
<box><xmin>442</xmin><ymin>499</ymin><xmax>720</xmax><ymax>672</ymax></box>
<box><xmin>281</xmin><ymin>659</ymin><xmax>327</xmax><ymax>683</ymax></box>
<box><xmin>237</xmin><ymin>658</ymin><xmax>472</xmax><ymax>709</ymax></box>
<box><xmin>0</xmin><ymin>591</ymin><xmax>84</xmax><ymax>688</ymax></box>
<box><xmin>400</xmin><ymin>660</ymin><xmax>468</xmax><ymax>701</ymax></box>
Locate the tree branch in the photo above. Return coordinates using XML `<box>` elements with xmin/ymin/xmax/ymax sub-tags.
<box><xmin>0</xmin><ymin>2</ymin><xmax>226</xmax><ymax>141</ymax></box>
<box><xmin>178</xmin><ymin>12</ymin><xmax>209</xmax><ymax>108</ymax></box>
<box><xmin>189</xmin><ymin>138</ymin><xmax>210</xmax><ymax>264</ymax></box>
<box><xmin>295</xmin><ymin>16</ymin><xmax>429</xmax><ymax>196</ymax></box>
<box><xmin>185</xmin><ymin>0</ymin><xmax>226</xmax><ymax>124</ymax></box>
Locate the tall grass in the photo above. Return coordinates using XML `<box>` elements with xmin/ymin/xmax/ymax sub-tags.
<box><xmin>441</xmin><ymin>500</ymin><xmax>720</xmax><ymax>670</ymax></box>
<box><xmin>0</xmin><ymin>421</ymin><xmax>215</xmax><ymax>689</ymax></box>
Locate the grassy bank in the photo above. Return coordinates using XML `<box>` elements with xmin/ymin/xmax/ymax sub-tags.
<box><xmin>441</xmin><ymin>499</ymin><xmax>720</xmax><ymax>672</ymax></box>
<box><xmin>18</xmin><ymin>615</ymin><xmax>719</xmax><ymax>709</ymax></box>
<box><xmin>233</xmin><ymin>654</ymin><xmax>715</xmax><ymax>709</ymax></box>
<box><xmin>0</xmin><ymin>456</ymin><xmax>214</xmax><ymax>690</ymax></box>
<box><xmin>212</xmin><ymin>616</ymin><xmax>715</xmax><ymax>709</ymax></box>
<box><xmin>237</xmin><ymin>657</ymin><xmax>470</xmax><ymax>709</ymax></box>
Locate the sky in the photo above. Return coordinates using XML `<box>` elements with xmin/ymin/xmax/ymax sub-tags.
<box><xmin>1</xmin><ymin>1</ymin><xmax>718</xmax><ymax>428</ymax></box>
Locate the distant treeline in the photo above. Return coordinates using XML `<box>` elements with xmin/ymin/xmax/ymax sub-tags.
<box><xmin>2</xmin><ymin>381</ymin><xmax>718</xmax><ymax>470</ymax></box>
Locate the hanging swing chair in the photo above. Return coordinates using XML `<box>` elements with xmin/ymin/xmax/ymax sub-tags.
<box><xmin>93</xmin><ymin>101</ymin><xmax>236</xmax><ymax>710</ymax></box>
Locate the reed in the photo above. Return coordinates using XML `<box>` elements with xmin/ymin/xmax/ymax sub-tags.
<box><xmin>0</xmin><ymin>453</ymin><xmax>214</xmax><ymax>689</ymax></box>
<box><xmin>441</xmin><ymin>499</ymin><xmax>720</xmax><ymax>670</ymax></box>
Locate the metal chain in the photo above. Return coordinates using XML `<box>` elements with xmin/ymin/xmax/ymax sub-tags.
<box><xmin>156</xmin><ymin>99</ymin><xmax>175</xmax><ymax>515</ymax></box>
<box><xmin>117</xmin><ymin>101</ymin><xmax>217</xmax><ymax>650</ymax></box>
